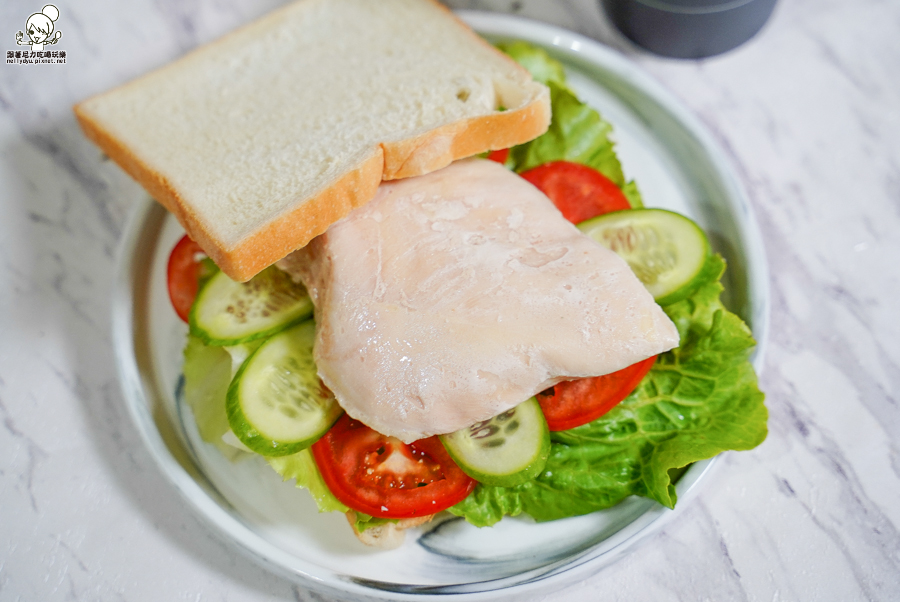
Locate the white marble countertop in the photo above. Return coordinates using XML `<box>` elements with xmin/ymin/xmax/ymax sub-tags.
<box><xmin>2</xmin><ymin>0</ymin><xmax>899</xmax><ymax>600</ymax></box>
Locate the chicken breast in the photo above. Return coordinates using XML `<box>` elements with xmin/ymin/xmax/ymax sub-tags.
<box><xmin>278</xmin><ymin>159</ymin><xmax>679</xmax><ymax>442</ymax></box>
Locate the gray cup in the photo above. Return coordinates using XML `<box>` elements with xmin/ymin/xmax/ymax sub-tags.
<box><xmin>601</xmin><ymin>0</ymin><xmax>777</xmax><ymax>58</ymax></box>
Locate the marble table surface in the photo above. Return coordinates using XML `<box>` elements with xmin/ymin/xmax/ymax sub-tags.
<box><xmin>2</xmin><ymin>0</ymin><xmax>899</xmax><ymax>600</ymax></box>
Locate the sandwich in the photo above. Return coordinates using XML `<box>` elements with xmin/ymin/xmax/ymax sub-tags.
<box><xmin>76</xmin><ymin>0</ymin><xmax>767</xmax><ymax>548</ymax></box>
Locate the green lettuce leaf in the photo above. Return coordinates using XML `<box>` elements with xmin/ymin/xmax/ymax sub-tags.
<box><xmin>498</xmin><ymin>42</ymin><xmax>644</xmax><ymax>206</ymax></box>
<box><xmin>621</xmin><ymin>179</ymin><xmax>645</xmax><ymax>209</ymax></box>
<box><xmin>495</xmin><ymin>41</ymin><xmax>567</xmax><ymax>88</ymax></box>
<box><xmin>351</xmin><ymin>512</ymin><xmax>399</xmax><ymax>533</ymax></box>
<box><xmin>266</xmin><ymin>450</ymin><xmax>348</xmax><ymax>514</ymax></box>
<box><xmin>508</xmin><ymin>81</ymin><xmax>626</xmax><ymax>187</ymax></box>
<box><xmin>450</xmin><ymin>255</ymin><xmax>767</xmax><ymax>526</ymax></box>
<box><xmin>182</xmin><ymin>335</ymin><xmax>245</xmax><ymax>460</ymax></box>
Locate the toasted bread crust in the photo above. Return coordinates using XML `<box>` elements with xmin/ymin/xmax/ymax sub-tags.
<box><xmin>73</xmin><ymin>1</ymin><xmax>551</xmax><ymax>282</ymax></box>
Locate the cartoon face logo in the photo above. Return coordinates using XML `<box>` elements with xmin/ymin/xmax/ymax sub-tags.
<box><xmin>16</xmin><ymin>5</ymin><xmax>62</xmax><ymax>52</ymax></box>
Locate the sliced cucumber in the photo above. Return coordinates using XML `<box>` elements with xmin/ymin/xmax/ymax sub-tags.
<box><xmin>226</xmin><ymin>321</ymin><xmax>342</xmax><ymax>456</ymax></box>
<box><xmin>578</xmin><ymin>208</ymin><xmax>711</xmax><ymax>306</ymax></box>
<box><xmin>440</xmin><ymin>398</ymin><xmax>550</xmax><ymax>487</ymax></box>
<box><xmin>190</xmin><ymin>266</ymin><xmax>313</xmax><ymax>346</ymax></box>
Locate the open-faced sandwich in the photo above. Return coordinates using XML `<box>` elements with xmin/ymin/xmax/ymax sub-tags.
<box><xmin>76</xmin><ymin>0</ymin><xmax>767</xmax><ymax>548</ymax></box>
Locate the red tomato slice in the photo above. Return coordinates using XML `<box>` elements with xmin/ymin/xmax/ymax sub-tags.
<box><xmin>166</xmin><ymin>234</ymin><xmax>206</xmax><ymax>323</ymax></box>
<box><xmin>311</xmin><ymin>415</ymin><xmax>476</xmax><ymax>519</ymax></box>
<box><xmin>537</xmin><ymin>356</ymin><xmax>657</xmax><ymax>431</ymax></box>
<box><xmin>487</xmin><ymin>148</ymin><xmax>510</xmax><ymax>164</ymax></box>
<box><xmin>520</xmin><ymin>161</ymin><xmax>631</xmax><ymax>224</ymax></box>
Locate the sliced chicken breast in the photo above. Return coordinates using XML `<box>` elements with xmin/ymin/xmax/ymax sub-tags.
<box><xmin>278</xmin><ymin>159</ymin><xmax>679</xmax><ymax>442</ymax></box>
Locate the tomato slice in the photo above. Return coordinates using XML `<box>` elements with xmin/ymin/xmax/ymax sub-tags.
<box><xmin>486</xmin><ymin>148</ymin><xmax>510</xmax><ymax>164</ymax></box>
<box><xmin>166</xmin><ymin>234</ymin><xmax>206</xmax><ymax>323</ymax></box>
<box><xmin>537</xmin><ymin>356</ymin><xmax>657</xmax><ymax>431</ymax></box>
<box><xmin>520</xmin><ymin>161</ymin><xmax>631</xmax><ymax>224</ymax></box>
<box><xmin>311</xmin><ymin>415</ymin><xmax>476</xmax><ymax>519</ymax></box>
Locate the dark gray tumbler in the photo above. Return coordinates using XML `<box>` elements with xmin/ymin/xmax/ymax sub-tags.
<box><xmin>601</xmin><ymin>0</ymin><xmax>777</xmax><ymax>58</ymax></box>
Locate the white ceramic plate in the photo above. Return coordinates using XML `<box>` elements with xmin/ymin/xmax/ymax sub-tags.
<box><xmin>111</xmin><ymin>12</ymin><xmax>769</xmax><ymax>602</ymax></box>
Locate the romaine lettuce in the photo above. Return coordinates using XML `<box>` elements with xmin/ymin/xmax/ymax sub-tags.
<box><xmin>498</xmin><ymin>42</ymin><xmax>643</xmax><ymax>207</ymax></box>
<box><xmin>448</xmin><ymin>255</ymin><xmax>767</xmax><ymax>526</ymax></box>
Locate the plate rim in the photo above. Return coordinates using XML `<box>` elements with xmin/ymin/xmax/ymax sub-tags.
<box><xmin>112</xmin><ymin>10</ymin><xmax>770</xmax><ymax>601</ymax></box>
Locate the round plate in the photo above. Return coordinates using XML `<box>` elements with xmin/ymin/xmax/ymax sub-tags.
<box><xmin>111</xmin><ymin>12</ymin><xmax>769</xmax><ymax>602</ymax></box>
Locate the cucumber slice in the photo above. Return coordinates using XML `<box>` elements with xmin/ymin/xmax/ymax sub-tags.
<box><xmin>226</xmin><ymin>321</ymin><xmax>342</xmax><ymax>456</ymax></box>
<box><xmin>190</xmin><ymin>266</ymin><xmax>313</xmax><ymax>346</ymax></box>
<box><xmin>578</xmin><ymin>208</ymin><xmax>711</xmax><ymax>306</ymax></box>
<box><xmin>440</xmin><ymin>398</ymin><xmax>550</xmax><ymax>487</ymax></box>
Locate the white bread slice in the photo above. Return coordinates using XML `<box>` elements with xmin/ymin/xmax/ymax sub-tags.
<box><xmin>345</xmin><ymin>511</ymin><xmax>434</xmax><ymax>549</ymax></box>
<box><xmin>75</xmin><ymin>0</ymin><xmax>550</xmax><ymax>281</ymax></box>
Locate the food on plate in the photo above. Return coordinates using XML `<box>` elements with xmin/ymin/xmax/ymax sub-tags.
<box><xmin>74</xmin><ymin>0</ymin><xmax>550</xmax><ymax>281</ymax></box>
<box><xmin>536</xmin><ymin>355</ymin><xmax>657</xmax><ymax>432</ymax></box>
<box><xmin>78</xmin><ymin>0</ymin><xmax>767</xmax><ymax>549</ymax></box>
<box><xmin>191</xmin><ymin>267</ymin><xmax>313</xmax><ymax>346</ymax></box>
<box><xmin>275</xmin><ymin>159</ymin><xmax>679</xmax><ymax>443</ymax></box>
<box><xmin>521</xmin><ymin>161</ymin><xmax>632</xmax><ymax>223</ymax></box>
<box><xmin>577</xmin><ymin>208</ymin><xmax>713</xmax><ymax>306</ymax></box>
<box><xmin>166</xmin><ymin>235</ymin><xmax>208</xmax><ymax>323</ymax></box>
<box><xmin>227</xmin><ymin>321</ymin><xmax>342</xmax><ymax>457</ymax></box>
<box><xmin>312</xmin><ymin>414</ymin><xmax>478</xmax><ymax>520</ymax></box>
<box><xmin>171</xmin><ymin>41</ymin><xmax>766</xmax><ymax>545</ymax></box>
